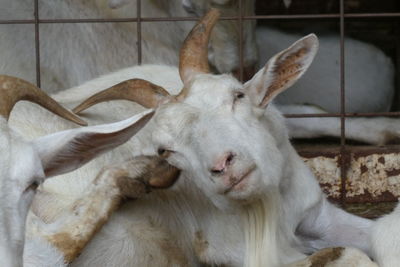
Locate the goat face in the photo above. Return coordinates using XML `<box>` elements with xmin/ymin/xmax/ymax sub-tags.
<box><xmin>150</xmin><ymin>74</ymin><xmax>284</xmax><ymax>210</ymax></box>
<box><xmin>152</xmin><ymin>10</ymin><xmax>317</xmax><ymax>210</ymax></box>
<box><xmin>0</xmin><ymin>126</ymin><xmax>44</xmax><ymax>263</ymax></box>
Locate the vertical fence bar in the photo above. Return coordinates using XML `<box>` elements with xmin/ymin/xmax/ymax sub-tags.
<box><xmin>34</xmin><ymin>0</ymin><xmax>41</xmax><ymax>87</ymax></box>
<box><xmin>137</xmin><ymin>0</ymin><xmax>142</xmax><ymax>65</ymax></box>
<box><xmin>339</xmin><ymin>0</ymin><xmax>347</xmax><ymax>206</ymax></box>
<box><xmin>238</xmin><ymin>0</ymin><xmax>244</xmax><ymax>82</ymax></box>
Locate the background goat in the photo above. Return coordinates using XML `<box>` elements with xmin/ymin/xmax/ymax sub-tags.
<box><xmin>257</xmin><ymin>26</ymin><xmax>397</xmax><ymax>145</ymax></box>
<box><xmin>22</xmin><ymin>10</ymin><xmax>379</xmax><ymax>266</ymax></box>
<box><xmin>0</xmin><ymin>0</ymin><xmax>257</xmax><ymax>93</ymax></box>
<box><xmin>0</xmin><ymin>75</ymin><xmax>156</xmax><ymax>266</ymax></box>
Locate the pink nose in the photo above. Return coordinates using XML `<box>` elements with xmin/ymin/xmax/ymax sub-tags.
<box><xmin>210</xmin><ymin>152</ymin><xmax>235</xmax><ymax>175</ymax></box>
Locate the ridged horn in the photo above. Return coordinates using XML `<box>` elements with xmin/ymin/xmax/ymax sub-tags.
<box><xmin>179</xmin><ymin>8</ymin><xmax>220</xmax><ymax>88</ymax></box>
<box><xmin>0</xmin><ymin>75</ymin><xmax>87</xmax><ymax>125</ymax></box>
<box><xmin>73</xmin><ymin>79</ymin><xmax>171</xmax><ymax>114</ymax></box>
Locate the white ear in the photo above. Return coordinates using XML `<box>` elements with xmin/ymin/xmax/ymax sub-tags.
<box><xmin>244</xmin><ymin>34</ymin><xmax>318</xmax><ymax>108</ymax></box>
<box><xmin>108</xmin><ymin>0</ymin><xmax>131</xmax><ymax>9</ymax></box>
<box><xmin>32</xmin><ymin>110</ymin><xmax>154</xmax><ymax>177</ymax></box>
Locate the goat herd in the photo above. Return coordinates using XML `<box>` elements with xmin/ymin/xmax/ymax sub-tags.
<box><xmin>1</xmin><ymin>1</ymin><xmax>399</xmax><ymax>267</ymax></box>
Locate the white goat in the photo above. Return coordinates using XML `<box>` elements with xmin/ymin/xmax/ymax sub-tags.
<box><xmin>0</xmin><ymin>0</ymin><xmax>257</xmax><ymax>93</ymax></box>
<box><xmin>0</xmin><ymin>75</ymin><xmax>156</xmax><ymax>266</ymax></box>
<box><xmin>370</xmin><ymin>203</ymin><xmax>400</xmax><ymax>267</ymax></box>
<box><xmin>257</xmin><ymin>27</ymin><xmax>394</xmax><ymax>114</ymax></box>
<box><xmin>257</xmin><ymin>27</ymin><xmax>398</xmax><ymax>144</ymax></box>
<box><xmin>18</xmin><ymin>10</ymin><xmax>380</xmax><ymax>266</ymax></box>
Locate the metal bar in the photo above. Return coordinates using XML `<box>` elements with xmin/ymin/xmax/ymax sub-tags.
<box><xmin>3</xmin><ymin>12</ymin><xmax>400</xmax><ymax>25</ymax></box>
<box><xmin>285</xmin><ymin>112</ymin><xmax>400</xmax><ymax>118</ymax></box>
<box><xmin>238</xmin><ymin>0</ymin><xmax>244</xmax><ymax>82</ymax></box>
<box><xmin>137</xmin><ymin>0</ymin><xmax>142</xmax><ymax>65</ymax></box>
<box><xmin>0</xmin><ymin>20</ymin><xmax>35</xmax><ymax>24</ymax></box>
<box><xmin>34</xmin><ymin>0</ymin><xmax>41</xmax><ymax>88</ymax></box>
<box><xmin>297</xmin><ymin>144</ymin><xmax>400</xmax><ymax>156</ymax></box>
<box><xmin>339</xmin><ymin>0</ymin><xmax>346</xmax><ymax>206</ymax></box>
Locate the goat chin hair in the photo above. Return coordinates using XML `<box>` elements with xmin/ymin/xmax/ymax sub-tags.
<box><xmin>242</xmin><ymin>189</ymin><xmax>281</xmax><ymax>267</ymax></box>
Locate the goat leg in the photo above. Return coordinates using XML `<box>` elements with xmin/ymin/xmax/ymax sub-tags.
<box><xmin>30</xmin><ymin>156</ymin><xmax>180</xmax><ymax>264</ymax></box>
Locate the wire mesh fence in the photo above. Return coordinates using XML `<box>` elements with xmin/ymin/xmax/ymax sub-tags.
<box><xmin>1</xmin><ymin>0</ymin><xmax>400</xmax><ymax>215</ymax></box>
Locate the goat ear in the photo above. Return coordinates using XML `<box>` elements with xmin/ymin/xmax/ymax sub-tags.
<box><xmin>32</xmin><ymin>110</ymin><xmax>154</xmax><ymax>177</ymax></box>
<box><xmin>244</xmin><ymin>34</ymin><xmax>318</xmax><ymax>108</ymax></box>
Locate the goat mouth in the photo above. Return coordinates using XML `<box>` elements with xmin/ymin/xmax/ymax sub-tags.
<box><xmin>223</xmin><ymin>166</ymin><xmax>256</xmax><ymax>194</ymax></box>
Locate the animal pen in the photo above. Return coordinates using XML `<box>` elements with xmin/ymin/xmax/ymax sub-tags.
<box><xmin>1</xmin><ymin>0</ymin><xmax>400</xmax><ymax>218</ymax></box>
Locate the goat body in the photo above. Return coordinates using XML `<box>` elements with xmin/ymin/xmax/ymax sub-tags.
<box><xmin>21</xmin><ymin>65</ymin><xmax>373</xmax><ymax>266</ymax></box>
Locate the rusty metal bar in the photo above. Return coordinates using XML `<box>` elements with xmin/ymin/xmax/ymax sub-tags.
<box><xmin>137</xmin><ymin>0</ymin><xmax>142</xmax><ymax>65</ymax></box>
<box><xmin>297</xmin><ymin>143</ymin><xmax>400</xmax><ymax>206</ymax></box>
<box><xmin>34</xmin><ymin>0</ymin><xmax>41</xmax><ymax>88</ymax></box>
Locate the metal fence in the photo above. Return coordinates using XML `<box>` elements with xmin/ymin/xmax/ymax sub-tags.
<box><xmin>1</xmin><ymin>0</ymin><xmax>399</xmax><ymax>216</ymax></box>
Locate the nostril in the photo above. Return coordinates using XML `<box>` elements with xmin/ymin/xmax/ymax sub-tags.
<box><xmin>210</xmin><ymin>152</ymin><xmax>235</xmax><ymax>175</ymax></box>
<box><xmin>226</xmin><ymin>153</ymin><xmax>235</xmax><ymax>165</ymax></box>
<box><xmin>211</xmin><ymin>168</ymin><xmax>224</xmax><ymax>175</ymax></box>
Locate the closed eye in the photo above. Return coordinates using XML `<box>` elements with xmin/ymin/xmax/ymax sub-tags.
<box><xmin>157</xmin><ymin>147</ymin><xmax>174</xmax><ymax>158</ymax></box>
<box><xmin>233</xmin><ymin>91</ymin><xmax>245</xmax><ymax>104</ymax></box>
<box><xmin>24</xmin><ymin>181</ymin><xmax>39</xmax><ymax>193</ymax></box>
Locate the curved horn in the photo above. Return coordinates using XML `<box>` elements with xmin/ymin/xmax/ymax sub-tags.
<box><xmin>73</xmin><ymin>79</ymin><xmax>171</xmax><ymax>114</ymax></box>
<box><xmin>179</xmin><ymin>8</ymin><xmax>220</xmax><ymax>86</ymax></box>
<box><xmin>0</xmin><ymin>75</ymin><xmax>87</xmax><ymax>125</ymax></box>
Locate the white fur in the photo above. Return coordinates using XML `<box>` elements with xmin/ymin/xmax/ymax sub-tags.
<box><xmin>370</xmin><ymin>203</ymin><xmax>400</xmax><ymax>267</ymax></box>
<box><xmin>23</xmin><ymin>236</ymin><xmax>66</xmax><ymax>267</ymax></box>
<box><xmin>286</xmin><ymin>247</ymin><xmax>377</xmax><ymax>267</ymax></box>
<box><xmin>22</xmin><ymin>36</ymin><xmax>377</xmax><ymax>266</ymax></box>
<box><xmin>0</xmin><ymin>0</ymin><xmax>257</xmax><ymax>93</ymax></box>
<box><xmin>0</xmin><ymin>107</ymin><xmax>153</xmax><ymax>266</ymax></box>
<box><xmin>243</xmin><ymin>192</ymin><xmax>281</xmax><ymax>267</ymax></box>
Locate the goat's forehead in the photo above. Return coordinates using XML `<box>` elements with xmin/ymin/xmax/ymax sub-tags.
<box><xmin>184</xmin><ymin>74</ymin><xmax>243</xmax><ymax>108</ymax></box>
<box><xmin>154</xmin><ymin>103</ymin><xmax>198</xmax><ymax>138</ymax></box>
<box><xmin>153</xmin><ymin>74</ymin><xmax>244</xmax><ymax>142</ymax></box>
